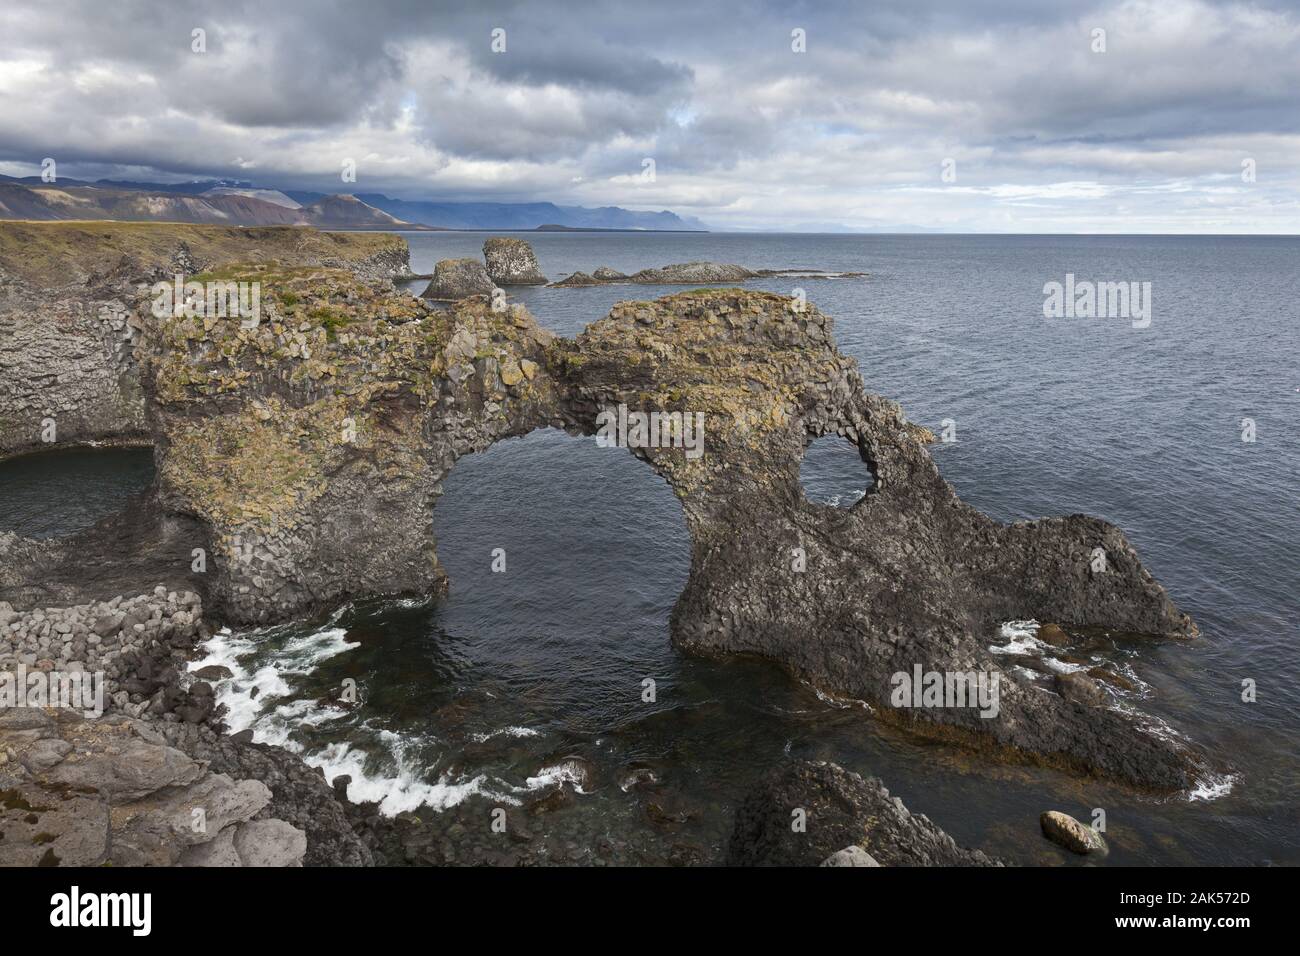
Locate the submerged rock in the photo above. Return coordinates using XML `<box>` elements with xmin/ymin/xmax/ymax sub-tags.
<box><xmin>483</xmin><ymin>237</ymin><xmax>547</xmax><ymax>285</ymax></box>
<box><xmin>727</xmin><ymin>761</ymin><xmax>999</xmax><ymax>866</ymax></box>
<box><xmin>422</xmin><ymin>258</ymin><xmax>497</xmax><ymax>300</ymax></box>
<box><xmin>1040</xmin><ymin>810</ymin><xmax>1108</xmax><ymax>855</ymax></box>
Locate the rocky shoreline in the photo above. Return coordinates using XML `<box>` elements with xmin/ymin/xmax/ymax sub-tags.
<box><xmin>0</xmin><ymin>225</ymin><xmax>1215</xmax><ymax>866</ymax></box>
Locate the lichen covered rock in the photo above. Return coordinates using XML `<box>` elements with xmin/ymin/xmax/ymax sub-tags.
<box><xmin>422</xmin><ymin>258</ymin><xmax>497</xmax><ymax>300</ymax></box>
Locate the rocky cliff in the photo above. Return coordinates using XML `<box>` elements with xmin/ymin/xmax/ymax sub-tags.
<box><xmin>0</xmin><ymin>222</ymin><xmax>412</xmax><ymax>461</ymax></box>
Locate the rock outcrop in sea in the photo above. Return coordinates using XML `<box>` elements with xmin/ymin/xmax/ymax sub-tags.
<box><xmin>483</xmin><ymin>237</ymin><xmax>548</xmax><ymax>285</ymax></box>
<box><xmin>727</xmin><ymin>761</ymin><xmax>998</xmax><ymax>866</ymax></box>
<box><xmin>548</xmin><ymin>261</ymin><xmax>866</xmax><ymax>287</ymax></box>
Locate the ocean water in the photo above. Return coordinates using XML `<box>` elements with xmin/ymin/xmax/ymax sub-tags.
<box><xmin>4</xmin><ymin>233</ymin><xmax>1297</xmax><ymax>864</ymax></box>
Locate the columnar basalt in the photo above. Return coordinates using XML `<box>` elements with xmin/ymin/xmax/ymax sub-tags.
<box><xmin>135</xmin><ymin>282</ymin><xmax>1205</xmax><ymax>790</ymax></box>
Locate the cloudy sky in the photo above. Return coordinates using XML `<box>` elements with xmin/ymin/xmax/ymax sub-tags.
<box><xmin>1</xmin><ymin>0</ymin><xmax>1298</xmax><ymax>232</ymax></box>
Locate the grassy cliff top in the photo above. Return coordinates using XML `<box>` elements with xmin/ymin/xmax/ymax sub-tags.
<box><xmin>0</xmin><ymin>220</ymin><xmax>406</xmax><ymax>290</ymax></box>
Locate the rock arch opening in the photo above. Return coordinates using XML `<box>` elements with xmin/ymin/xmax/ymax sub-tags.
<box><xmin>798</xmin><ymin>433</ymin><xmax>877</xmax><ymax>509</ymax></box>
<box><xmin>429</xmin><ymin>427</ymin><xmax>691</xmax><ymax>727</ymax></box>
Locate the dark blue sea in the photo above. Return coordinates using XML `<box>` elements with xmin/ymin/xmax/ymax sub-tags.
<box><xmin>4</xmin><ymin>233</ymin><xmax>1296</xmax><ymax>864</ymax></box>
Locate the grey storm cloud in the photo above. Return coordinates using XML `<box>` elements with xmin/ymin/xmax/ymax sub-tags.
<box><xmin>1</xmin><ymin>0</ymin><xmax>1297</xmax><ymax>230</ymax></box>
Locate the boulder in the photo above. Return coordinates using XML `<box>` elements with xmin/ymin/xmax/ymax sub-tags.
<box><xmin>483</xmin><ymin>237</ymin><xmax>547</xmax><ymax>285</ymax></box>
<box><xmin>0</xmin><ymin>712</ymin><xmax>312</xmax><ymax>867</ymax></box>
<box><xmin>232</xmin><ymin>818</ymin><xmax>308</xmax><ymax>866</ymax></box>
<box><xmin>821</xmin><ymin>845</ymin><xmax>881</xmax><ymax>867</ymax></box>
<box><xmin>421</xmin><ymin>258</ymin><xmax>496</xmax><ymax>300</ymax></box>
<box><xmin>1040</xmin><ymin>810</ymin><xmax>1107</xmax><ymax>854</ymax></box>
<box><xmin>1055</xmin><ymin>670</ymin><xmax>1107</xmax><ymax>707</ymax></box>
<box><xmin>1038</xmin><ymin>622</ymin><xmax>1071</xmax><ymax>646</ymax></box>
<box><xmin>192</xmin><ymin>664</ymin><xmax>233</xmax><ymax>681</ymax></box>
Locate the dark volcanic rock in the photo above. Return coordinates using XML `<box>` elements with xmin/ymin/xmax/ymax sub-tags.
<box><xmin>551</xmin><ymin>271</ymin><xmax>600</xmax><ymax>287</ymax></box>
<box><xmin>483</xmin><ymin>237</ymin><xmax>547</xmax><ymax>285</ymax></box>
<box><xmin>421</xmin><ymin>258</ymin><xmax>497</xmax><ymax>300</ymax></box>
<box><xmin>548</xmin><ymin>261</ymin><xmax>759</xmax><ymax>287</ymax></box>
<box><xmin>727</xmin><ymin>761</ymin><xmax>999</xmax><ymax>866</ymax></box>
<box><xmin>159</xmin><ymin>722</ymin><xmax>372</xmax><ymax>867</ymax></box>
<box><xmin>133</xmin><ymin>286</ymin><xmax>1208</xmax><ymax>789</ymax></box>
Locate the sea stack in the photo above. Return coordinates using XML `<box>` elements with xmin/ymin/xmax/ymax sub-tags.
<box><xmin>422</xmin><ymin>257</ymin><xmax>497</xmax><ymax>300</ymax></box>
<box><xmin>483</xmin><ymin>237</ymin><xmax>547</xmax><ymax>285</ymax></box>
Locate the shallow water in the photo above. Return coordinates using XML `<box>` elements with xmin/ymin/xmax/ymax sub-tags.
<box><xmin>6</xmin><ymin>233</ymin><xmax>1297</xmax><ymax>864</ymax></box>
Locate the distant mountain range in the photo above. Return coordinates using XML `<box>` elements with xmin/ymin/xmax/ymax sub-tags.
<box><xmin>350</xmin><ymin>195</ymin><xmax>707</xmax><ymax>231</ymax></box>
<box><xmin>0</xmin><ymin>175</ymin><xmax>708</xmax><ymax>232</ymax></box>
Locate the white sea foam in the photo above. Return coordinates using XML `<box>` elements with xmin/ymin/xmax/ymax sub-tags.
<box><xmin>189</xmin><ymin>622</ymin><xmax>521</xmax><ymax>817</ymax></box>
<box><xmin>525</xmin><ymin>761</ymin><xmax>590</xmax><ymax>793</ymax></box>
<box><xmin>812</xmin><ymin>685</ymin><xmax>873</xmax><ymax>711</ymax></box>
<box><xmin>1186</xmin><ymin>771</ymin><xmax>1237</xmax><ymax>802</ymax></box>
<box><xmin>822</xmin><ymin>489</ymin><xmax>868</xmax><ymax>507</ymax></box>
<box><xmin>188</xmin><ymin>625</ymin><xmax>357</xmax><ymax>733</ymax></box>
<box><xmin>468</xmin><ymin>725</ymin><xmax>541</xmax><ymax>743</ymax></box>
<box><xmin>308</xmin><ymin>738</ymin><xmax>520</xmax><ymax>815</ymax></box>
<box><xmin>990</xmin><ymin>619</ymin><xmax>1046</xmax><ymax>656</ymax></box>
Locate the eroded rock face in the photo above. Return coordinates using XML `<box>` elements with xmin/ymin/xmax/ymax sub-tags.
<box><xmin>133</xmin><ymin>282</ymin><xmax>1207</xmax><ymax>790</ymax></box>
<box><xmin>483</xmin><ymin>237</ymin><xmax>547</xmax><ymax>285</ymax></box>
<box><xmin>0</xmin><ymin>708</ymin><xmax>307</xmax><ymax>866</ymax></box>
<box><xmin>728</xmin><ymin>761</ymin><xmax>998</xmax><ymax>866</ymax></box>
<box><xmin>422</xmin><ymin>258</ymin><xmax>497</xmax><ymax>300</ymax></box>
<box><xmin>0</xmin><ymin>222</ymin><xmax>412</xmax><ymax>461</ymax></box>
<box><xmin>139</xmin><ymin>267</ymin><xmax>559</xmax><ymax>623</ymax></box>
